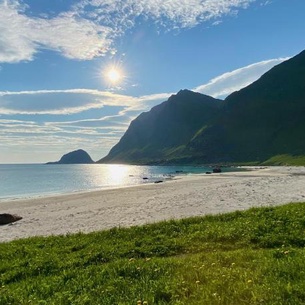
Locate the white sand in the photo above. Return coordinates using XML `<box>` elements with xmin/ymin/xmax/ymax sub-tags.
<box><xmin>1</xmin><ymin>166</ymin><xmax>305</xmax><ymax>242</ymax></box>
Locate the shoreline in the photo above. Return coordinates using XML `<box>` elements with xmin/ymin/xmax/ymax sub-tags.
<box><xmin>0</xmin><ymin>165</ymin><xmax>240</xmax><ymax>203</ymax></box>
<box><xmin>0</xmin><ymin>163</ymin><xmax>217</xmax><ymax>203</ymax></box>
<box><xmin>0</xmin><ymin>181</ymin><xmax>166</xmax><ymax>203</ymax></box>
<box><xmin>1</xmin><ymin>166</ymin><xmax>305</xmax><ymax>242</ymax></box>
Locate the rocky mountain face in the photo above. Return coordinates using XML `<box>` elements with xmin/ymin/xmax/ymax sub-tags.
<box><xmin>100</xmin><ymin>90</ymin><xmax>223</xmax><ymax>164</ymax></box>
<box><xmin>47</xmin><ymin>149</ymin><xmax>94</xmax><ymax>164</ymax></box>
<box><xmin>99</xmin><ymin>50</ymin><xmax>305</xmax><ymax>165</ymax></box>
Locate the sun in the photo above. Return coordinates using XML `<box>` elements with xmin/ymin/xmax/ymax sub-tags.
<box><xmin>100</xmin><ymin>61</ymin><xmax>127</xmax><ymax>88</ymax></box>
<box><xmin>106</xmin><ymin>68</ymin><xmax>121</xmax><ymax>83</ymax></box>
<box><xmin>103</xmin><ymin>65</ymin><xmax>124</xmax><ymax>86</ymax></box>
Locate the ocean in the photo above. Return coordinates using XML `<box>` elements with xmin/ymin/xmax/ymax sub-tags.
<box><xmin>0</xmin><ymin>164</ymin><xmax>218</xmax><ymax>201</ymax></box>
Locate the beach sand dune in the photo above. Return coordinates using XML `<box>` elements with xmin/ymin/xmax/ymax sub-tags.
<box><xmin>1</xmin><ymin>166</ymin><xmax>305</xmax><ymax>242</ymax></box>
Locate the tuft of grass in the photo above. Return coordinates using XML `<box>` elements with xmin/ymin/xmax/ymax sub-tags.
<box><xmin>2</xmin><ymin>203</ymin><xmax>305</xmax><ymax>304</ymax></box>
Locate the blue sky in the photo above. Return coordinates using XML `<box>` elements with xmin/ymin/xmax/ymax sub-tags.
<box><xmin>0</xmin><ymin>0</ymin><xmax>304</xmax><ymax>163</ymax></box>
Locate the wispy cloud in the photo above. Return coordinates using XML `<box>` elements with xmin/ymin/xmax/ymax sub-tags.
<box><xmin>76</xmin><ymin>0</ymin><xmax>257</xmax><ymax>29</ymax></box>
<box><xmin>0</xmin><ymin>87</ymin><xmax>171</xmax><ymax>161</ymax></box>
<box><xmin>194</xmin><ymin>57</ymin><xmax>290</xmax><ymax>98</ymax></box>
<box><xmin>0</xmin><ymin>89</ymin><xmax>169</xmax><ymax>115</ymax></box>
<box><xmin>0</xmin><ymin>118</ymin><xmax>122</xmax><ymax>161</ymax></box>
<box><xmin>0</xmin><ymin>0</ymin><xmax>259</xmax><ymax>63</ymax></box>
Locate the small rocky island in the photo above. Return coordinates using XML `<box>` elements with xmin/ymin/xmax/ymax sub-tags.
<box><xmin>47</xmin><ymin>149</ymin><xmax>94</xmax><ymax>164</ymax></box>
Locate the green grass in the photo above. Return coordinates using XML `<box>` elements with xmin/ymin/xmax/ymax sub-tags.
<box><xmin>190</xmin><ymin>125</ymin><xmax>208</xmax><ymax>142</ymax></box>
<box><xmin>2</xmin><ymin>203</ymin><xmax>305</xmax><ymax>304</ymax></box>
<box><xmin>262</xmin><ymin>154</ymin><xmax>305</xmax><ymax>166</ymax></box>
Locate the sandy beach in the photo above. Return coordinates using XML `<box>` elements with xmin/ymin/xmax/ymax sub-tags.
<box><xmin>1</xmin><ymin>166</ymin><xmax>305</xmax><ymax>242</ymax></box>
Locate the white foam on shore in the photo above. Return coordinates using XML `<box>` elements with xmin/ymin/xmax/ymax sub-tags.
<box><xmin>1</xmin><ymin>166</ymin><xmax>305</xmax><ymax>242</ymax></box>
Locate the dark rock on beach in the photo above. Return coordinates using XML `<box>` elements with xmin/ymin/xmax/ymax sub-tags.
<box><xmin>154</xmin><ymin>180</ymin><xmax>164</xmax><ymax>184</ymax></box>
<box><xmin>0</xmin><ymin>213</ymin><xmax>22</xmax><ymax>225</ymax></box>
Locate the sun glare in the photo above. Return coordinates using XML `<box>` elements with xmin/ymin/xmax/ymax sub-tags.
<box><xmin>100</xmin><ymin>60</ymin><xmax>127</xmax><ymax>88</ymax></box>
<box><xmin>102</xmin><ymin>65</ymin><xmax>125</xmax><ymax>86</ymax></box>
<box><xmin>107</xmin><ymin>68</ymin><xmax>121</xmax><ymax>83</ymax></box>
<box><xmin>106</xmin><ymin>164</ymin><xmax>130</xmax><ymax>185</ymax></box>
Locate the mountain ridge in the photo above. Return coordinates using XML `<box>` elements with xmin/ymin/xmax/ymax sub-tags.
<box><xmin>99</xmin><ymin>50</ymin><xmax>305</xmax><ymax>165</ymax></box>
<box><xmin>99</xmin><ymin>89</ymin><xmax>223</xmax><ymax>164</ymax></box>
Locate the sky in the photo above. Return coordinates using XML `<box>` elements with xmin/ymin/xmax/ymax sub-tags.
<box><xmin>0</xmin><ymin>0</ymin><xmax>305</xmax><ymax>163</ymax></box>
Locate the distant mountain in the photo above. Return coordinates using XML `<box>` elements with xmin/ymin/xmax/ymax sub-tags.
<box><xmin>99</xmin><ymin>90</ymin><xmax>223</xmax><ymax>164</ymax></box>
<box><xmin>47</xmin><ymin>149</ymin><xmax>94</xmax><ymax>164</ymax></box>
<box><xmin>99</xmin><ymin>50</ymin><xmax>305</xmax><ymax>165</ymax></box>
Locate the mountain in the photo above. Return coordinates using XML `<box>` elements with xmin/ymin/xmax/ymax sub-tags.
<box><xmin>99</xmin><ymin>50</ymin><xmax>305</xmax><ymax>165</ymax></box>
<box><xmin>99</xmin><ymin>90</ymin><xmax>223</xmax><ymax>164</ymax></box>
<box><xmin>47</xmin><ymin>149</ymin><xmax>94</xmax><ymax>164</ymax></box>
<box><xmin>189</xmin><ymin>49</ymin><xmax>305</xmax><ymax>163</ymax></box>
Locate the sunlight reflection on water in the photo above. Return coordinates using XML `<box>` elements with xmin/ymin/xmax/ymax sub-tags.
<box><xmin>0</xmin><ymin>163</ymin><xmax>214</xmax><ymax>200</ymax></box>
<box><xmin>100</xmin><ymin>164</ymin><xmax>131</xmax><ymax>186</ymax></box>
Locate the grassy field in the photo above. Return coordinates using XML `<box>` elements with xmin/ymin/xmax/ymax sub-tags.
<box><xmin>1</xmin><ymin>203</ymin><xmax>305</xmax><ymax>304</ymax></box>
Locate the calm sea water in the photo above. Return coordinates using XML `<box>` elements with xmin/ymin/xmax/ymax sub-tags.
<box><xmin>0</xmin><ymin>164</ymin><xmax>216</xmax><ymax>201</ymax></box>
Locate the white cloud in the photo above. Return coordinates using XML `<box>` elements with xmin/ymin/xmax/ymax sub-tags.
<box><xmin>0</xmin><ymin>89</ymin><xmax>169</xmax><ymax>115</ymax></box>
<box><xmin>0</xmin><ymin>87</ymin><xmax>170</xmax><ymax>162</ymax></box>
<box><xmin>261</xmin><ymin>0</ymin><xmax>272</xmax><ymax>6</ymax></box>
<box><xmin>46</xmin><ymin>117</ymin><xmax>130</xmax><ymax>130</ymax></box>
<box><xmin>0</xmin><ymin>0</ymin><xmax>113</xmax><ymax>63</ymax></box>
<box><xmin>0</xmin><ymin>118</ymin><xmax>121</xmax><ymax>162</ymax></box>
<box><xmin>0</xmin><ymin>118</ymin><xmax>126</xmax><ymax>139</ymax></box>
<box><xmin>0</xmin><ymin>90</ymin><xmax>102</xmax><ymax>114</ymax></box>
<box><xmin>194</xmin><ymin>57</ymin><xmax>290</xmax><ymax>98</ymax></box>
<box><xmin>76</xmin><ymin>0</ymin><xmax>257</xmax><ymax>28</ymax></box>
<box><xmin>0</xmin><ymin>0</ymin><xmax>259</xmax><ymax>63</ymax></box>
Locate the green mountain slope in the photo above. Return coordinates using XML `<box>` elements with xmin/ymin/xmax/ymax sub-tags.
<box><xmin>189</xmin><ymin>49</ymin><xmax>305</xmax><ymax>163</ymax></box>
<box><xmin>99</xmin><ymin>90</ymin><xmax>222</xmax><ymax>164</ymax></box>
<box><xmin>99</xmin><ymin>50</ymin><xmax>305</xmax><ymax>165</ymax></box>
